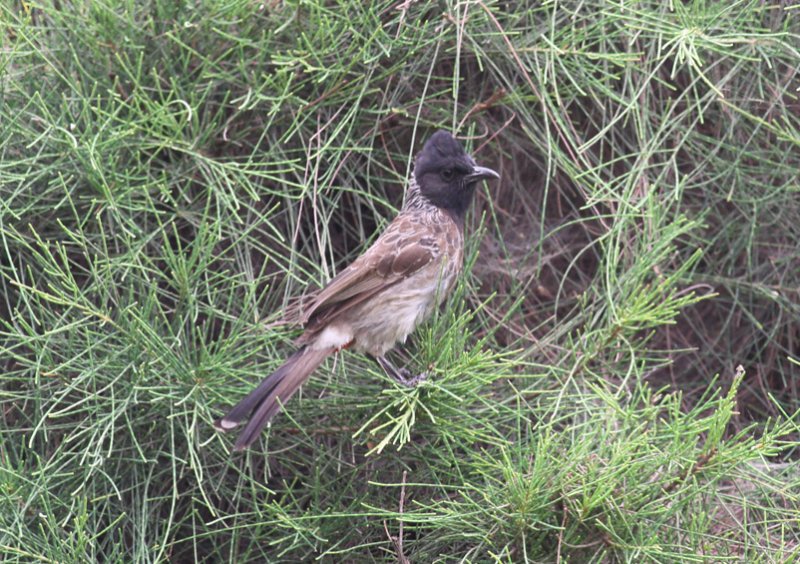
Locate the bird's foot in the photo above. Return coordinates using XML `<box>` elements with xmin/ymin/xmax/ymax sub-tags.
<box><xmin>374</xmin><ymin>355</ymin><xmax>428</xmax><ymax>387</ymax></box>
<box><xmin>393</xmin><ymin>368</ymin><xmax>428</xmax><ymax>388</ymax></box>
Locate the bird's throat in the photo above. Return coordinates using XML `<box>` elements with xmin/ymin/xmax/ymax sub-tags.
<box><xmin>427</xmin><ymin>184</ymin><xmax>477</xmax><ymax>227</ymax></box>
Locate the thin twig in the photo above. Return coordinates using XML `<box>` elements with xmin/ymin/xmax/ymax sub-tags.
<box><xmin>384</xmin><ymin>470</ymin><xmax>410</xmax><ymax>564</ymax></box>
<box><xmin>398</xmin><ymin>470</ymin><xmax>408</xmax><ymax>561</ymax></box>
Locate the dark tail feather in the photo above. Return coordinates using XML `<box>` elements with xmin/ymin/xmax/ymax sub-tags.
<box><xmin>214</xmin><ymin>346</ymin><xmax>332</xmax><ymax>451</ymax></box>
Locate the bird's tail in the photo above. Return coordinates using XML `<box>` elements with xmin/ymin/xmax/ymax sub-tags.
<box><xmin>214</xmin><ymin>346</ymin><xmax>332</xmax><ymax>451</ymax></box>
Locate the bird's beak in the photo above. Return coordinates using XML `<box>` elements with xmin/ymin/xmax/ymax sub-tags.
<box><xmin>466</xmin><ymin>165</ymin><xmax>500</xmax><ymax>182</ymax></box>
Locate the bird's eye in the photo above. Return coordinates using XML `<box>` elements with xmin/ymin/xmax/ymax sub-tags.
<box><xmin>441</xmin><ymin>168</ymin><xmax>454</xmax><ymax>181</ymax></box>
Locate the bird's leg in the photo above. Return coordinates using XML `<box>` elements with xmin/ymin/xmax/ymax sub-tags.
<box><xmin>373</xmin><ymin>355</ymin><xmax>428</xmax><ymax>387</ymax></box>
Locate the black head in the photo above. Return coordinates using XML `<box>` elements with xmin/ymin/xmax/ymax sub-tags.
<box><xmin>413</xmin><ymin>131</ymin><xmax>500</xmax><ymax>218</ymax></box>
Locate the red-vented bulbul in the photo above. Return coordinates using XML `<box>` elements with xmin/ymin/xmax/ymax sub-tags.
<box><xmin>215</xmin><ymin>130</ymin><xmax>500</xmax><ymax>450</ymax></box>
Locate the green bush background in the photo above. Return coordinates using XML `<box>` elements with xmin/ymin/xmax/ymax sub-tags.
<box><xmin>1</xmin><ymin>1</ymin><xmax>798</xmax><ymax>561</ymax></box>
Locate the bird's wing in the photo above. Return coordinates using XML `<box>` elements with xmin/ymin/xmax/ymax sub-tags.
<box><xmin>300</xmin><ymin>214</ymin><xmax>440</xmax><ymax>332</ymax></box>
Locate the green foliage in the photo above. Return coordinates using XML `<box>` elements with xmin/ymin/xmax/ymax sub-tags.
<box><xmin>1</xmin><ymin>0</ymin><xmax>798</xmax><ymax>561</ymax></box>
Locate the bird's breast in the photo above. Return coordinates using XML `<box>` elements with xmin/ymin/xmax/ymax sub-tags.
<box><xmin>347</xmin><ymin>252</ymin><xmax>461</xmax><ymax>356</ymax></box>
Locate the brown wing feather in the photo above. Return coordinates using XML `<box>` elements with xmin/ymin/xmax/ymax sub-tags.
<box><xmin>299</xmin><ymin>214</ymin><xmax>439</xmax><ymax>335</ymax></box>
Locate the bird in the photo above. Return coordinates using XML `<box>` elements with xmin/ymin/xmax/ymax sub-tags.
<box><xmin>214</xmin><ymin>130</ymin><xmax>500</xmax><ymax>451</ymax></box>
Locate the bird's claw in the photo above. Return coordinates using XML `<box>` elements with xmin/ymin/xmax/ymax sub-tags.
<box><xmin>394</xmin><ymin>370</ymin><xmax>428</xmax><ymax>387</ymax></box>
<box><xmin>374</xmin><ymin>355</ymin><xmax>429</xmax><ymax>387</ymax></box>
